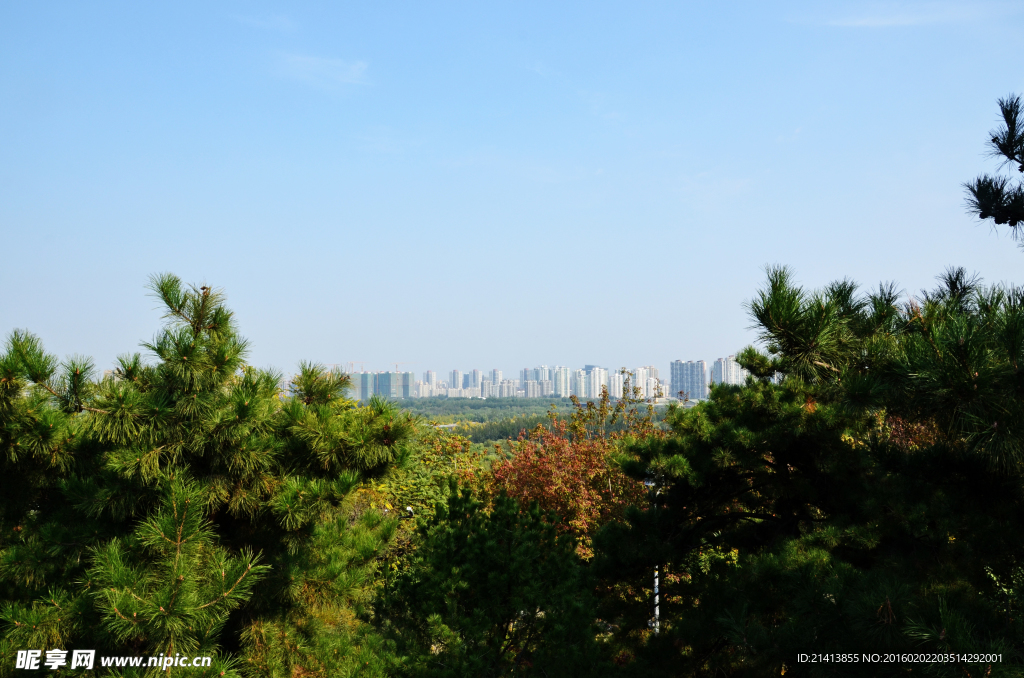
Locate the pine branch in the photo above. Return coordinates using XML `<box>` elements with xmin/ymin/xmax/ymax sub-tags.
<box><xmin>195</xmin><ymin>563</ymin><xmax>256</xmax><ymax>610</ymax></box>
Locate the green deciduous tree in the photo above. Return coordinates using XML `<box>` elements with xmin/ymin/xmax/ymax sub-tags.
<box><xmin>377</xmin><ymin>481</ymin><xmax>606</xmax><ymax>678</ymax></box>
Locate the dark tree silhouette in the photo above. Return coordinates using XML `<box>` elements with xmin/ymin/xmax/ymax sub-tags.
<box><xmin>965</xmin><ymin>95</ymin><xmax>1024</xmax><ymax>242</ymax></box>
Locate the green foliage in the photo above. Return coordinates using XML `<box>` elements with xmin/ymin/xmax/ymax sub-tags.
<box><xmin>593</xmin><ymin>268</ymin><xmax>1024</xmax><ymax>676</ymax></box>
<box><xmin>377</xmin><ymin>482</ymin><xmax>606</xmax><ymax>677</ymax></box>
<box><xmin>87</xmin><ymin>478</ymin><xmax>269</xmax><ymax>658</ymax></box>
<box><xmin>0</xmin><ymin>275</ymin><xmax>417</xmax><ymax>677</ymax></box>
<box><xmin>453</xmin><ymin>414</ymin><xmax>555</xmax><ymax>444</ymax></box>
<box><xmin>369</xmin><ymin>428</ymin><xmax>486</xmax><ymax>519</ymax></box>
<box><xmin>398</xmin><ymin>398</ymin><xmax>575</xmax><ymax>425</ymax></box>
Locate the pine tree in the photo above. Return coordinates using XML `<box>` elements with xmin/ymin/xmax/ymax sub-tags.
<box><xmin>592</xmin><ymin>267</ymin><xmax>1024</xmax><ymax>676</ymax></box>
<box><xmin>965</xmin><ymin>95</ymin><xmax>1024</xmax><ymax>242</ymax></box>
<box><xmin>0</xmin><ymin>275</ymin><xmax>416</xmax><ymax>676</ymax></box>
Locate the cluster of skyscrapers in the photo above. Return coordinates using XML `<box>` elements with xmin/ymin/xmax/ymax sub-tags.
<box><xmin>668</xmin><ymin>357</ymin><xmax>750</xmax><ymax>400</ymax></box>
<box><xmin>344</xmin><ymin>355</ymin><xmax>749</xmax><ymax>402</ymax></box>
<box><xmin>402</xmin><ymin>366</ymin><xmax>665</xmax><ymax>400</ymax></box>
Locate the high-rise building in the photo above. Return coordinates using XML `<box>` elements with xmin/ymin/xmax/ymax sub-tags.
<box><xmin>353</xmin><ymin>372</ymin><xmax>376</xmax><ymax>401</ymax></box>
<box><xmin>576</xmin><ymin>365</ymin><xmax>608</xmax><ymax>399</ymax></box>
<box><xmin>646</xmin><ymin>377</ymin><xmax>661</xmax><ymax>398</ymax></box>
<box><xmin>424</xmin><ymin>370</ymin><xmax>437</xmax><ymax>390</ymax></box>
<box><xmin>730</xmin><ymin>357</ymin><xmax>745</xmax><ymax>385</ymax></box>
<box><xmin>450</xmin><ymin>370</ymin><xmax>462</xmax><ymax>393</ymax></box>
<box><xmin>539</xmin><ymin>380</ymin><xmax>554</xmax><ymax>397</ymax></box>
<box><xmin>378</xmin><ymin>374</ymin><xmax>413</xmax><ymax>401</ymax></box>
<box><xmin>691</xmin><ymin>361</ymin><xmax>708</xmax><ymax>399</ymax></box>
<box><xmin>553</xmin><ymin>367</ymin><xmax>570</xmax><ymax>397</ymax></box>
<box><xmin>375</xmin><ymin>372</ymin><xmax>396</xmax><ymax>399</ymax></box>
<box><xmin>670</xmin><ymin>361</ymin><xmax>683</xmax><ymax>398</ymax></box>
<box><xmin>634</xmin><ymin>367</ymin><xmax>650</xmax><ymax>397</ymax></box>
<box><xmin>670</xmin><ymin>360</ymin><xmax>708</xmax><ymax>401</ymax></box>
<box><xmin>571</xmin><ymin>369</ymin><xmax>586</xmax><ymax>397</ymax></box>
<box><xmin>400</xmin><ymin>372</ymin><xmax>414</xmax><ymax>399</ymax></box>
<box><xmin>491</xmin><ymin>369</ymin><xmax>502</xmax><ymax>385</ymax></box>
<box><xmin>469</xmin><ymin>369</ymin><xmax>481</xmax><ymax>388</ymax></box>
<box><xmin>711</xmin><ymin>355</ymin><xmax>749</xmax><ymax>386</ymax></box>
<box><xmin>608</xmin><ymin>372</ymin><xmax>625</xmax><ymax>398</ymax></box>
<box><xmin>588</xmin><ymin>367</ymin><xmax>608</xmax><ymax>399</ymax></box>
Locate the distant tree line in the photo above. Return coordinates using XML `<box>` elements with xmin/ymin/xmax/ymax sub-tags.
<box><xmin>395</xmin><ymin>397</ymin><xmax>574</xmax><ymax>424</ymax></box>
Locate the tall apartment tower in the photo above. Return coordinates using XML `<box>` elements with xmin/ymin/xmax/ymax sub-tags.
<box><xmin>670</xmin><ymin>360</ymin><xmax>709</xmax><ymax>401</ymax></box>
<box><xmin>424</xmin><ymin>370</ymin><xmax>437</xmax><ymax>389</ymax></box>
<box><xmin>634</xmin><ymin>367</ymin><xmax>650</xmax><ymax>397</ymax></box>
<box><xmin>570</xmin><ymin>369</ymin><xmax>586</xmax><ymax>397</ymax></box>
<box><xmin>608</xmin><ymin>372</ymin><xmax>625</xmax><ymax>399</ymax></box>
<box><xmin>469</xmin><ymin>369</ymin><xmax>481</xmax><ymax>388</ymax></box>
<box><xmin>711</xmin><ymin>359</ymin><xmax>722</xmax><ymax>385</ymax></box>
<box><xmin>587</xmin><ymin>367</ymin><xmax>608</xmax><ymax>399</ymax></box>
<box><xmin>553</xmin><ymin>366</ymin><xmax>570</xmax><ymax>397</ymax></box>
<box><xmin>354</xmin><ymin>372</ymin><xmax>376</xmax><ymax>401</ymax></box>
<box><xmin>670</xmin><ymin>361</ymin><xmax>682</xmax><ymax>398</ymax></box>
<box><xmin>450</xmin><ymin>370</ymin><xmax>462</xmax><ymax>393</ymax></box>
<box><xmin>375</xmin><ymin>372</ymin><xmax>413</xmax><ymax>399</ymax></box>
<box><xmin>491</xmin><ymin>369</ymin><xmax>502</xmax><ymax>385</ymax></box>
<box><xmin>711</xmin><ymin>355</ymin><xmax>749</xmax><ymax>386</ymax></box>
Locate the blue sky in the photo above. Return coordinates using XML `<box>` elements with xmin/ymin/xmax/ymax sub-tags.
<box><xmin>2</xmin><ymin>1</ymin><xmax>1023</xmax><ymax>379</ymax></box>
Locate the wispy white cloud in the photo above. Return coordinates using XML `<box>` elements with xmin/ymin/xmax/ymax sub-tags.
<box><xmin>577</xmin><ymin>90</ymin><xmax>622</xmax><ymax>121</ymax></box>
<box><xmin>828</xmin><ymin>8</ymin><xmax>975</xmax><ymax>27</ymax></box>
<box><xmin>802</xmin><ymin>1</ymin><xmax>1017</xmax><ymax>28</ymax></box>
<box><xmin>438</xmin><ymin>151</ymin><xmax>590</xmax><ymax>184</ymax></box>
<box><xmin>356</xmin><ymin>127</ymin><xmax>423</xmax><ymax>154</ymax></box>
<box><xmin>531</xmin><ymin>61</ymin><xmax>553</xmax><ymax>78</ymax></box>
<box><xmin>674</xmin><ymin>171</ymin><xmax>754</xmax><ymax>210</ymax></box>
<box><xmin>233</xmin><ymin>14</ymin><xmax>297</xmax><ymax>32</ymax></box>
<box><xmin>275</xmin><ymin>54</ymin><xmax>368</xmax><ymax>89</ymax></box>
<box><xmin>777</xmin><ymin>127</ymin><xmax>802</xmax><ymax>143</ymax></box>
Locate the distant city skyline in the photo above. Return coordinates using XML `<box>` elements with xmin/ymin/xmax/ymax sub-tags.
<box><xmin>325</xmin><ymin>356</ymin><xmax>748</xmax><ymax>383</ymax></box>
<box><xmin>340</xmin><ymin>355</ymin><xmax>749</xmax><ymax>401</ymax></box>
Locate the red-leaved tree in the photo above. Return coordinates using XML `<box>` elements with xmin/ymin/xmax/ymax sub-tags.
<box><xmin>491</xmin><ymin>383</ymin><xmax>654</xmax><ymax>558</ymax></box>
